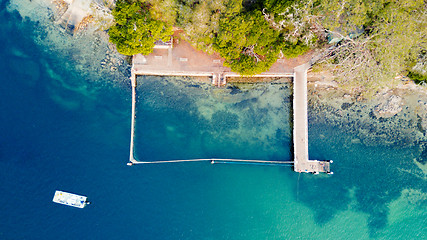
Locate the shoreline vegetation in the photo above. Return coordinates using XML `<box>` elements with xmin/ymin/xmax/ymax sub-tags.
<box><xmin>44</xmin><ymin>0</ymin><xmax>426</xmax><ymax>95</ymax></box>
<box><xmin>105</xmin><ymin>0</ymin><xmax>426</xmax><ymax>95</ymax></box>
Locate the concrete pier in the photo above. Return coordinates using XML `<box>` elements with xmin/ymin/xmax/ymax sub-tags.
<box><xmin>293</xmin><ymin>64</ymin><xmax>332</xmax><ymax>174</ymax></box>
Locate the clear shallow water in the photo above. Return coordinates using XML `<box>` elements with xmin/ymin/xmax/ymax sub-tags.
<box><xmin>0</xmin><ymin>1</ymin><xmax>426</xmax><ymax>239</ymax></box>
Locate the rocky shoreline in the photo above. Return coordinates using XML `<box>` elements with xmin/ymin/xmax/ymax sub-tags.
<box><xmin>306</xmin><ymin>70</ymin><xmax>427</xmax><ymax>171</ymax></box>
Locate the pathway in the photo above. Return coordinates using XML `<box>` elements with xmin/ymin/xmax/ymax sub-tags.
<box><xmin>293</xmin><ymin>64</ymin><xmax>332</xmax><ymax>174</ymax></box>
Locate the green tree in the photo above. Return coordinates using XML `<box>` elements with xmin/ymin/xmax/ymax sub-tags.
<box><xmin>261</xmin><ymin>0</ymin><xmax>318</xmax><ymax>57</ymax></box>
<box><xmin>281</xmin><ymin>41</ymin><xmax>311</xmax><ymax>58</ymax></box>
<box><xmin>214</xmin><ymin>11</ymin><xmax>281</xmax><ymax>75</ymax></box>
<box><xmin>108</xmin><ymin>0</ymin><xmax>173</xmax><ymax>56</ymax></box>
<box><xmin>314</xmin><ymin>0</ymin><xmax>383</xmax><ymax>34</ymax></box>
<box><xmin>175</xmin><ymin>0</ymin><xmax>243</xmax><ymax>54</ymax></box>
<box><xmin>263</xmin><ymin>0</ymin><xmax>299</xmax><ymax>19</ymax></box>
<box><xmin>143</xmin><ymin>0</ymin><xmax>178</xmax><ymax>25</ymax></box>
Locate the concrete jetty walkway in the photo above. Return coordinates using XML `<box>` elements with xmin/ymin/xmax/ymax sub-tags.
<box><xmin>293</xmin><ymin>63</ymin><xmax>332</xmax><ymax>174</ymax></box>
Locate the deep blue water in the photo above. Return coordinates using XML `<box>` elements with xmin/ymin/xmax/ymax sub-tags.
<box><xmin>0</xmin><ymin>2</ymin><xmax>426</xmax><ymax>239</ymax></box>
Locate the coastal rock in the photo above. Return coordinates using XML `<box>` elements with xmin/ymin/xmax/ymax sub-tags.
<box><xmin>373</xmin><ymin>95</ymin><xmax>403</xmax><ymax>118</ymax></box>
<box><xmin>417</xmin><ymin>101</ymin><xmax>427</xmax><ymax>134</ymax></box>
<box><xmin>356</xmin><ymin>95</ymin><xmax>364</xmax><ymax>102</ymax></box>
<box><xmin>412</xmin><ymin>52</ymin><xmax>427</xmax><ymax>75</ymax></box>
<box><xmin>419</xmin><ymin>117</ymin><xmax>427</xmax><ymax>135</ymax></box>
<box><xmin>313</xmin><ymin>80</ymin><xmax>338</xmax><ymax>88</ymax></box>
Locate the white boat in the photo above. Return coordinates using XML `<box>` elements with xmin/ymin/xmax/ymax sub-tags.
<box><xmin>52</xmin><ymin>190</ymin><xmax>90</xmax><ymax>208</ymax></box>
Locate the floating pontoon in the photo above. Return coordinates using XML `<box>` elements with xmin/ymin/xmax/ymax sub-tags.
<box><xmin>52</xmin><ymin>190</ymin><xmax>90</xmax><ymax>208</ymax></box>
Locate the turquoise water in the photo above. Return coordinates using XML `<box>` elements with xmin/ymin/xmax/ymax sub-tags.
<box><xmin>0</xmin><ymin>1</ymin><xmax>426</xmax><ymax>239</ymax></box>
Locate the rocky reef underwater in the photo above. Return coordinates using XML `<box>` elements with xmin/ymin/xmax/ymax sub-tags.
<box><xmin>307</xmin><ymin>74</ymin><xmax>427</xmax><ymax>175</ymax></box>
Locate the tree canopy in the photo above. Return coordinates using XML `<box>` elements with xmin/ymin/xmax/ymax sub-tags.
<box><xmin>108</xmin><ymin>0</ymin><xmax>173</xmax><ymax>56</ymax></box>
<box><xmin>214</xmin><ymin>11</ymin><xmax>281</xmax><ymax>75</ymax></box>
<box><xmin>107</xmin><ymin>0</ymin><xmax>426</xmax><ymax>81</ymax></box>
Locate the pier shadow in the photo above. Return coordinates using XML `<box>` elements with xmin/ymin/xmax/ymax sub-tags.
<box><xmin>296</xmin><ymin>120</ymin><xmax>426</xmax><ymax>237</ymax></box>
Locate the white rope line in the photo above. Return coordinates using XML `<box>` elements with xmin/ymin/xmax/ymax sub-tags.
<box><xmin>130</xmin><ymin>158</ymin><xmax>294</xmax><ymax>165</ymax></box>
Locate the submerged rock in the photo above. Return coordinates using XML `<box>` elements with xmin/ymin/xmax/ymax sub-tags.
<box><xmin>417</xmin><ymin>102</ymin><xmax>427</xmax><ymax>135</ymax></box>
<box><xmin>373</xmin><ymin>95</ymin><xmax>403</xmax><ymax>118</ymax></box>
<box><xmin>341</xmin><ymin>102</ymin><xmax>353</xmax><ymax>110</ymax></box>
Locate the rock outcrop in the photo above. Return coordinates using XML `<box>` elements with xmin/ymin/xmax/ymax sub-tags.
<box><xmin>373</xmin><ymin>94</ymin><xmax>403</xmax><ymax>118</ymax></box>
